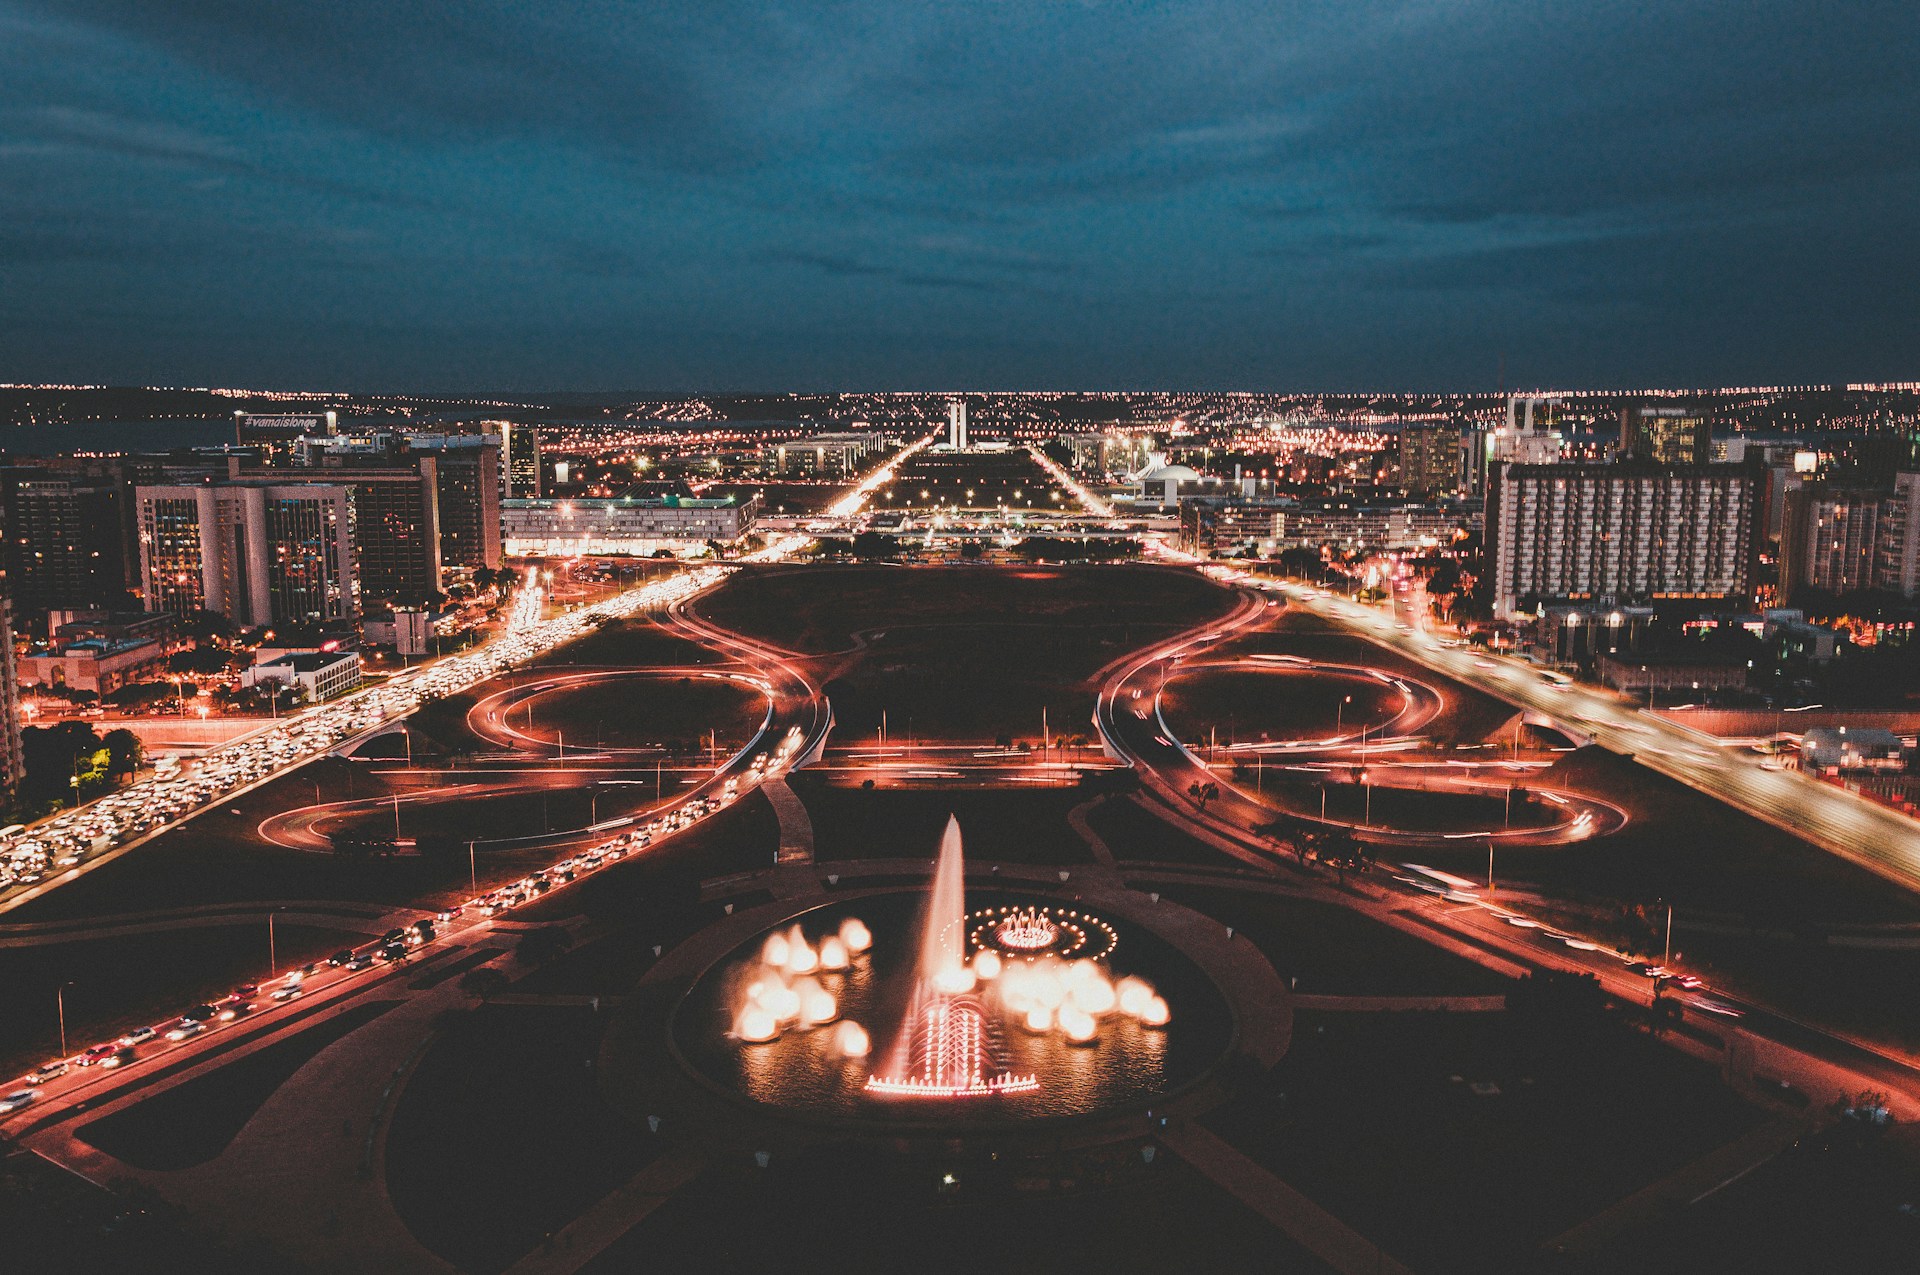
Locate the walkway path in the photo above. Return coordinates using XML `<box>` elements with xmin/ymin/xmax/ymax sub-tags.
<box><xmin>1290</xmin><ymin>993</ymin><xmax>1508</xmax><ymax>1012</ymax></box>
<box><xmin>1066</xmin><ymin>797</ymin><xmax>1119</xmax><ymax>869</ymax></box>
<box><xmin>1157</xmin><ymin>1121</ymin><xmax>1414</xmax><ymax>1275</ymax></box>
<box><xmin>761</xmin><ymin>777</ymin><xmax>814</xmax><ymax>865</ymax></box>
<box><xmin>1540</xmin><ymin>1113</ymin><xmax>1813</xmax><ymax>1259</ymax></box>
<box><xmin>498</xmin><ymin>1146</ymin><xmax>714</xmax><ymax>1275</ymax></box>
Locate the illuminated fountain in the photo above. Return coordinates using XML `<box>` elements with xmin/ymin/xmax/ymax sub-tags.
<box><xmin>714</xmin><ymin>816</ymin><xmax>1182</xmax><ymax>1113</ymax></box>
<box><xmin>867</xmin><ymin>817</ymin><xmax>1037</xmax><ymax>1097</ymax></box>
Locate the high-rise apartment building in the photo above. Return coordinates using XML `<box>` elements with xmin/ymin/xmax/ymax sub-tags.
<box><xmin>1397</xmin><ymin>425</ymin><xmax>1470</xmax><ymax>496</ymax></box>
<box><xmin>1778</xmin><ymin>473</ymin><xmax>1920</xmax><ymax>601</ymax></box>
<box><xmin>135</xmin><ymin>483</ymin><xmax>357</xmax><ymax>626</ymax></box>
<box><xmin>1489</xmin><ymin>462</ymin><xmax>1764</xmax><ymax>616</ymax></box>
<box><xmin>0</xmin><ymin>466</ymin><xmax>137</xmax><ymax>620</ymax></box>
<box><xmin>1620</xmin><ymin>404</ymin><xmax>1712</xmax><ymax>465</ymax></box>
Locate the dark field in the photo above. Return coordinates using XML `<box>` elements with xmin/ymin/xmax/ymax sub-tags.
<box><xmin>582</xmin><ymin>1139</ymin><xmax>1327</xmax><ymax>1275</ymax></box>
<box><xmin>76</xmin><ymin>999</ymin><xmax>398</xmax><ymax>1170</ymax></box>
<box><xmin>792</xmin><ymin>776</ymin><xmax>1100</xmax><ymax>866</ymax></box>
<box><xmin>386</xmin><ymin>1003</ymin><xmax>660</xmax><ymax>1275</ymax></box>
<box><xmin>1208</xmin><ymin>1009</ymin><xmax>1765</xmax><ymax>1272</ymax></box>
<box><xmin>1150</xmin><ymin>884</ymin><xmax>1513</xmax><ymax>996</ymax></box>
<box><xmin>1160</xmin><ymin>666</ymin><xmax>1405</xmax><ymax>745</ymax></box>
<box><xmin>699</xmin><ymin>563</ymin><xmax>1237</xmax><ymax>739</ymax></box>
<box><xmin>700</xmin><ymin>481</ymin><xmax>846</xmax><ymax>515</ymax></box>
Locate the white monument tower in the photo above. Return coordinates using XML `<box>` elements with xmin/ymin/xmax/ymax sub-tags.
<box><xmin>947</xmin><ymin>400</ymin><xmax>968</xmax><ymax>450</ymax></box>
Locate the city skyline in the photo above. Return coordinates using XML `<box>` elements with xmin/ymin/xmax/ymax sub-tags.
<box><xmin>4</xmin><ymin>2</ymin><xmax>1916</xmax><ymax>391</ymax></box>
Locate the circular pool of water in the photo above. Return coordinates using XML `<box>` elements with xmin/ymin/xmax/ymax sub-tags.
<box><xmin>671</xmin><ymin>890</ymin><xmax>1233</xmax><ymax>1125</ymax></box>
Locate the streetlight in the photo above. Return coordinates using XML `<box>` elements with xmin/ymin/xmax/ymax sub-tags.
<box><xmin>57</xmin><ymin>981</ymin><xmax>74</xmax><ymax>1057</ymax></box>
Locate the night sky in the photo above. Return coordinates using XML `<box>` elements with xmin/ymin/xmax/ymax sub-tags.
<box><xmin>4</xmin><ymin>2</ymin><xmax>1915</xmax><ymax>392</ymax></box>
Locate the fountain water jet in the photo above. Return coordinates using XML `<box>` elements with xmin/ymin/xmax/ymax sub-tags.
<box><xmin>866</xmin><ymin>816</ymin><xmax>1037</xmax><ymax>1098</ymax></box>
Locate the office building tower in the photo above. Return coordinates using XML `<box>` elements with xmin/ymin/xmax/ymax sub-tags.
<box><xmin>1489</xmin><ymin>462</ymin><xmax>1764</xmax><ymax>616</ymax></box>
<box><xmin>1620</xmin><ymin>404</ymin><xmax>1712</xmax><ymax>466</ymax></box>
<box><xmin>0</xmin><ymin>586</ymin><xmax>21</xmax><ymax>804</ymax></box>
<box><xmin>482</xmin><ymin>421</ymin><xmax>543</xmax><ymax>498</ymax></box>
<box><xmin>0</xmin><ymin>467</ymin><xmax>138</xmax><ymax>620</ymax></box>
<box><xmin>948</xmin><ymin>400</ymin><xmax>968</xmax><ymax>450</ymax></box>
<box><xmin>135</xmin><ymin>483</ymin><xmax>357</xmax><ymax>626</ymax></box>
<box><xmin>229</xmin><ymin>454</ymin><xmax>442</xmax><ymax>605</ymax></box>
<box><xmin>408</xmin><ymin>436</ymin><xmax>502</xmax><ymax>570</ymax></box>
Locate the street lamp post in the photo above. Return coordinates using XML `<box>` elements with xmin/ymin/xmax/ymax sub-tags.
<box><xmin>57</xmin><ymin>981</ymin><xmax>73</xmax><ymax>1057</ymax></box>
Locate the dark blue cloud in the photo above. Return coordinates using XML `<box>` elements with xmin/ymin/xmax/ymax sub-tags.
<box><xmin>0</xmin><ymin>0</ymin><xmax>1915</xmax><ymax>390</ymax></box>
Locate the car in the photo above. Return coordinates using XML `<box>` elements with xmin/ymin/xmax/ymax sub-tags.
<box><xmin>164</xmin><ymin>1020</ymin><xmax>205</xmax><ymax>1042</ymax></box>
<box><xmin>79</xmin><ymin>1044</ymin><xmax>119</xmax><ymax>1067</ymax></box>
<box><xmin>345</xmin><ymin>952</ymin><xmax>375</xmax><ymax>971</ymax></box>
<box><xmin>379</xmin><ymin>943</ymin><xmax>408</xmax><ymax>963</ymax></box>
<box><xmin>230</xmin><ymin>984</ymin><xmax>259</xmax><ymax>999</ymax></box>
<box><xmin>326</xmin><ymin>949</ymin><xmax>355</xmax><ymax>967</ymax></box>
<box><xmin>271</xmin><ymin>985</ymin><xmax>303</xmax><ymax>1003</ymax></box>
<box><xmin>216</xmin><ymin>999</ymin><xmax>255</xmax><ymax>1022</ymax></box>
<box><xmin>181</xmin><ymin>1004</ymin><xmax>218</xmax><ymax>1023</ymax></box>
<box><xmin>100</xmin><ymin>1046</ymin><xmax>136</xmax><ymax>1069</ymax></box>
<box><xmin>0</xmin><ymin>1089</ymin><xmax>37</xmax><ymax>1114</ymax></box>
<box><xmin>1690</xmin><ymin>995</ymin><xmax>1743</xmax><ymax>1017</ymax></box>
<box><xmin>28</xmin><ymin>1061</ymin><xmax>69</xmax><ymax>1083</ymax></box>
<box><xmin>121</xmin><ymin>1026</ymin><xmax>157</xmax><ymax>1045</ymax></box>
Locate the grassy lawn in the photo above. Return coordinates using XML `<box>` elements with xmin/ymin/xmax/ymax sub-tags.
<box><xmin>791</xmin><ymin>776</ymin><xmax>1099</xmax><ymax>866</ymax></box>
<box><xmin>1226</xmin><ymin>610</ymin><xmax>1523</xmax><ymax>746</ymax></box>
<box><xmin>530</xmin><ymin>615</ymin><xmax>725</xmax><ymax>669</ymax></box>
<box><xmin>1085</xmin><ymin>795</ymin><xmax>1250</xmax><ymax>868</ymax></box>
<box><xmin>1160</xmin><ymin>667</ymin><xmax>1404</xmax><ymax>745</ymax></box>
<box><xmin>75</xmin><ymin>999</ymin><xmax>399</xmax><ymax>1170</ymax></box>
<box><xmin>1596</xmin><ymin>1124</ymin><xmax>1920</xmax><ymax>1273</ymax></box>
<box><xmin>1412</xmin><ymin>748</ymin><xmax>1920</xmax><ymax>932</ymax></box>
<box><xmin>1206</xmin><ymin>1009</ymin><xmax>1764</xmax><ymax>1272</ymax></box>
<box><xmin>584</xmin><ymin>1138</ymin><xmax>1323</xmax><ymax>1275</ymax></box>
<box><xmin>385</xmin><ymin>1003</ymin><xmax>659</xmax><ymax>1275</ymax></box>
<box><xmin>3</xmin><ymin>762</ymin><xmax>651</xmax><ymax>924</ymax></box>
<box><xmin>0</xmin><ymin>923</ymin><xmax>370</xmax><ymax>1079</ymax></box>
<box><xmin>700</xmin><ymin>562</ymin><xmax>1236</xmax><ymax>740</ymax></box>
<box><xmin>1150</xmin><ymin>885</ymin><xmax>1514</xmax><ymax>996</ymax></box>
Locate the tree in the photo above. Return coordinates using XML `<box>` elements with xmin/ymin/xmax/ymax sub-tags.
<box><xmin>102</xmin><ymin>728</ymin><xmax>144</xmax><ymax>780</ymax></box>
<box><xmin>1186</xmin><ymin>780</ymin><xmax>1220</xmax><ymax>811</ymax></box>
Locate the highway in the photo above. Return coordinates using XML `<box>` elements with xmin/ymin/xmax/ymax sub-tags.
<box><xmin>0</xmin><ymin>568</ymin><xmax>727</xmax><ymax>914</ymax></box>
<box><xmin>0</xmin><ymin>568</ymin><xmax>835</xmax><ymax>1139</ymax></box>
<box><xmin>1094</xmin><ymin>577</ymin><xmax>1920</xmax><ymax>1115</ymax></box>
<box><xmin>1262</xmin><ymin>579</ymin><xmax>1920</xmax><ymax>898</ymax></box>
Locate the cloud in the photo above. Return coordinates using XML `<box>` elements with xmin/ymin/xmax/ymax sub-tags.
<box><xmin>5</xmin><ymin>1</ymin><xmax>1917</xmax><ymax>388</ymax></box>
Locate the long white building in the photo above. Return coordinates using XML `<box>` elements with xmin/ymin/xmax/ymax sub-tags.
<box><xmin>1490</xmin><ymin>462</ymin><xmax>1764</xmax><ymax>616</ymax></box>
<box><xmin>502</xmin><ymin>494</ymin><xmax>759</xmax><ymax>556</ymax></box>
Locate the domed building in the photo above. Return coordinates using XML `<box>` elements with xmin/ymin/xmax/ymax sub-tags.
<box><xmin>1131</xmin><ymin>456</ymin><xmax>1206</xmax><ymax>509</ymax></box>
